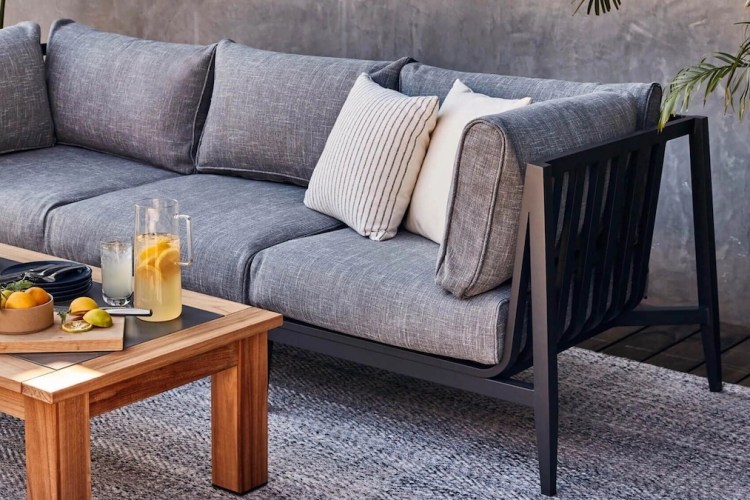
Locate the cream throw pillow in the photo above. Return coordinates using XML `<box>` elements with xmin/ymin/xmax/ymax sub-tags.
<box><xmin>405</xmin><ymin>79</ymin><xmax>532</xmax><ymax>244</ymax></box>
<box><xmin>305</xmin><ymin>74</ymin><xmax>439</xmax><ymax>241</ymax></box>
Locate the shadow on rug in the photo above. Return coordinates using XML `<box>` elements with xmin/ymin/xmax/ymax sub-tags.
<box><xmin>1</xmin><ymin>345</ymin><xmax>749</xmax><ymax>499</ymax></box>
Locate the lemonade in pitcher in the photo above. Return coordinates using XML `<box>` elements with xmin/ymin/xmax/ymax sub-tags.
<box><xmin>134</xmin><ymin>199</ymin><xmax>192</xmax><ymax>322</ymax></box>
<box><xmin>134</xmin><ymin>233</ymin><xmax>182</xmax><ymax>322</ymax></box>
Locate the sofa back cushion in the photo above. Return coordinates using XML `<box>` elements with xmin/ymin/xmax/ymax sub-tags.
<box><xmin>45</xmin><ymin>19</ymin><xmax>216</xmax><ymax>174</ymax></box>
<box><xmin>400</xmin><ymin>63</ymin><xmax>661</xmax><ymax>129</ymax></box>
<box><xmin>0</xmin><ymin>22</ymin><xmax>54</xmax><ymax>155</ymax></box>
<box><xmin>196</xmin><ymin>40</ymin><xmax>412</xmax><ymax>186</ymax></box>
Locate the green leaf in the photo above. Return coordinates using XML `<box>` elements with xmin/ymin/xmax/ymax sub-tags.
<box><xmin>2</xmin><ymin>279</ymin><xmax>34</xmax><ymax>292</ymax></box>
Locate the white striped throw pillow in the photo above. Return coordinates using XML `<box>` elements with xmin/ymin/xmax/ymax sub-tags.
<box><xmin>304</xmin><ymin>73</ymin><xmax>439</xmax><ymax>241</ymax></box>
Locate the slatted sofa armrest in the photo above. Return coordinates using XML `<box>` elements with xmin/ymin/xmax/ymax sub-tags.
<box><xmin>436</xmin><ymin>91</ymin><xmax>641</xmax><ymax>300</ymax></box>
<box><xmin>502</xmin><ymin>117</ymin><xmax>713</xmax><ymax>375</ymax></box>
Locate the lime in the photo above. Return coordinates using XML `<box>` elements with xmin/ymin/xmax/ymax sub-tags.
<box><xmin>62</xmin><ymin>320</ymin><xmax>93</xmax><ymax>334</ymax></box>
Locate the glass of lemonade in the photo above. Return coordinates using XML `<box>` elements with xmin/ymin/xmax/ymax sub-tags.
<box><xmin>100</xmin><ymin>240</ymin><xmax>133</xmax><ymax>306</ymax></box>
<box><xmin>134</xmin><ymin>199</ymin><xmax>192</xmax><ymax>322</ymax></box>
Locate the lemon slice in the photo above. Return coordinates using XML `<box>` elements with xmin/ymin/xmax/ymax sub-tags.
<box><xmin>138</xmin><ymin>240</ymin><xmax>172</xmax><ymax>261</ymax></box>
<box><xmin>62</xmin><ymin>320</ymin><xmax>93</xmax><ymax>334</ymax></box>
<box><xmin>156</xmin><ymin>248</ymin><xmax>180</xmax><ymax>277</ymax></box>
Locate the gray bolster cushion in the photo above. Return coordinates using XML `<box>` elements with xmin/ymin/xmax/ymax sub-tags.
<box><xmin>436</xmin><ymin>91</ymin><xmax>640</xmax><ymax>299</ymax></box>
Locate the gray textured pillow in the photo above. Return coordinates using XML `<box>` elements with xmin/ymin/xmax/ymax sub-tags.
<box><xmin>400</xmin><ymin>63</ymin><xmax>661</xmax><ymax>130</ymax></box>
<box><xmin>45</xmin><ymin>19</ymin><xmax>216</xmax><ymax>174</ymax></box>
<box><xmin>0</xmin><ymin>22</ymin><xmax>54</xmax><ymax>155</ymax></box>
<box><xmin>437</xmin><ymin>92</ymin><xmax>639</xmax><ymax>299</ymax></box>
<box><xmin>196</xmin><ymin>40</ymin><xmax>413</xmax><ymax>186</ymax></box>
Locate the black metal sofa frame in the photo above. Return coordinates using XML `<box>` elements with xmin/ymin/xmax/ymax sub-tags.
<box><xmin>268</xmin><ymin>116</ymin><xmax>722</xmax><ymax>496</ymax></box>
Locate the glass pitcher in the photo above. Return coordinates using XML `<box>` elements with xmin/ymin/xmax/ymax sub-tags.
<box><xmin>134</xmin><ymin>198</ymin><xmax>192</xmax><ymax>322</ymax></box>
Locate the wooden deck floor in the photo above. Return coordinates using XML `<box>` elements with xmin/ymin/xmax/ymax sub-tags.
<box><xmin>578</xmin><ymin>323</ymin><xmax>750</xmax><ymax>387</ymax></box>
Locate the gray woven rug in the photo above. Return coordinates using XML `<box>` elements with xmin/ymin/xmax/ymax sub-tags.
<box><xmin>1</xmin><ymin>345</ymin><xmax>749</xmax><ymax>499</ymax></box>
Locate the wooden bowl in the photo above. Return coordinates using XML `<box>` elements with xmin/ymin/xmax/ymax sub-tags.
<box><xmin>0</xmin><ymin>296</ymin><xmax>55</xmax><ymax>334</ymax></box>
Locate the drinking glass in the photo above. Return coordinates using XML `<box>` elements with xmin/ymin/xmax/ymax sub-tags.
<box><xmin>100</xmin><ymin>240</ymin><xmax>133</xmax><ymax>306</ymax></box>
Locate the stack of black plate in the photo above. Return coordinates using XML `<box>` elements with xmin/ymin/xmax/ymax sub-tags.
<box><xmin>1</xmin><ymin>260</ymin><xmax>93</xmax><ymax>302</ymax></box>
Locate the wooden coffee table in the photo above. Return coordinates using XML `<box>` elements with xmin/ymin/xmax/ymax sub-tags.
<box><xmin>0</xmin><ymin>244</ymin><xmax>283</xmax><ymax>500</ymax></box>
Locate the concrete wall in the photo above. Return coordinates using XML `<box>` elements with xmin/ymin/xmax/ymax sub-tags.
<box><xmin>8</xmin><ymin>0</ymin><xmax>749</xmax><ymax>326</ymax></box>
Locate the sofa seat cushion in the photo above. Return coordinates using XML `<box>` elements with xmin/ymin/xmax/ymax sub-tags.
<box><xmin>45</xmin><ymin>20</ymin><xmax>217</xmax><ymax>174</ymax></box>
<box><xmin>0</xmin><ymin>22</ymin><xmax>54</xmax><ymax>155</ymax></box>
<box><xmin>248</xmin><ymin>228</ymin><xmax>511</xmax><ymax>365</ymax></box>
<box><xmin>45</xmin><ymin>175</ymin><xmax>344</xmax><ymax>302</ymax></box>
<box><xmin>196</xmin><ymin>40</ymin><xmax>412</xmax><ymax>186</ymax></box>
<box><xmin>0</xmin><ymin>146</ymin><xmax>177</xmax><ymax>252</ymax></box>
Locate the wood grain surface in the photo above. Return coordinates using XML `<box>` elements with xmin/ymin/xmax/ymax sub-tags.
<box><xmin>0</xmin><ymin>315</ymin><xmax>124</xmax><ymax>354</ymax></box>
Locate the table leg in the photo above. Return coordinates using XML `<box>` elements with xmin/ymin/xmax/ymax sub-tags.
<box><xmin>211</xmin><ymin>332</ymin><xmax>268</xmax><ymax>493</ymax></box>
<box><xmin>24</xmin><ymin>394</ymin><xmax>92</xmax><ymax>500</ymax></box>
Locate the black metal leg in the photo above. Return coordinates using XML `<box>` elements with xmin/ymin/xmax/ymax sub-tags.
<box><xmin>689</xmin><ymin>118</ymin><xmax>722</xmax><ymax>393</ymax></box>
<box><xmin>534</xmin><ymin>337</ymin><xmax>559</xmax><ymax>497</ymax></box>
<box><xmin>525</xmin><ymin>164</ymin><xmax>560</xmax><ymax>496</ymax></box>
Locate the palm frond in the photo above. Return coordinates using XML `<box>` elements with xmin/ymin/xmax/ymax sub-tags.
<box><xmin>572</xmin><ymin>0</ymin><xmax>622</xmax><ymax>15</ymax></box>
<box><xmin>659</xmin><ymin>39</ymin><xmax>750</xmax><ymax>129</ymax></box>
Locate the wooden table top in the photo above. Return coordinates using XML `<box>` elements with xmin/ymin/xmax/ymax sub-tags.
<box><xmin>0</xmin><ymin>243</ymin><xmax>282</xmax><ymax>404</ymax></box>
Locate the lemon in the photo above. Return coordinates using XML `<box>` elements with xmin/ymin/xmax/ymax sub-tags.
<box><xmin>25</xmin><ymin>287</ymin><xmax>51</xmax><ymax>306</ymax></box>
<box><xmin>83</xmin><ymin>309</ymin><xmax>113</xmax><ymax>328</ymax></box>
<box><xmin>62</xmin><ymin>319</ymin><xmax>93</xmax><ymax>334</ymax></box>
<box><xmin>69</xmin><ymin>296</ymin><xmax>98</xmax><ymax>314</ymax></box>
<box><xmin>0</xmin><ymin>289</ymin><xmax>15</xmax><ymax>309</ymax></box>
<box><xmin>5</xmin><ymin>291</ymin><xmax>37</xmax><ymax>309</ymax></box>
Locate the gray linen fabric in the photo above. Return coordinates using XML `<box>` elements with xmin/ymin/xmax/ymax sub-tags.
<box><xmin>0</xmin><ymin>146</ymin><xmax>176</xmax><ymax>252</ymax></box>
<box><xmin>400</xmin><ymin>63</ymin><xmax>661</xmax><ymax>129</ymax></box>
<box><xmin>437</xmin><ymin>92</ymin><xmax>638</xmax><ymax>298</ymax></box>
<box><xmin>45</xmin><ymin>19</ymin><xmax>216</xmax><ymax>174</ymax></box>
<box><xmin>45</xmin><ymin>175</ymin><xmax>343</xmax><ymax>302</ymax></box>
<box><xmin>249</xmin><ymin>228</ymin><xmax>511</xmax><ymax>365</ymax></box>
<box><xmin>0</xmin><ymin>22</ymin><xmax>54</xmax><ymax>155</ymax></box>
<box><xmin>196</xmin><ymin>40</ymin><xmax>412</xmax><ymax>186</ymax></box>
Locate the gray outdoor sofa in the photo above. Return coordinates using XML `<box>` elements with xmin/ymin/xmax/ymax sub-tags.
<box><xmin>0</xmin><ymin>20</ymin><xmax>722</xmax><ymax>496</ymax></box>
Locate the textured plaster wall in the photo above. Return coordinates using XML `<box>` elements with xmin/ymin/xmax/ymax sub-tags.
<box><xmin>8</xmin><ymin>0</ymin><xmax>749</xmax><ymax>326</ymax></box>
